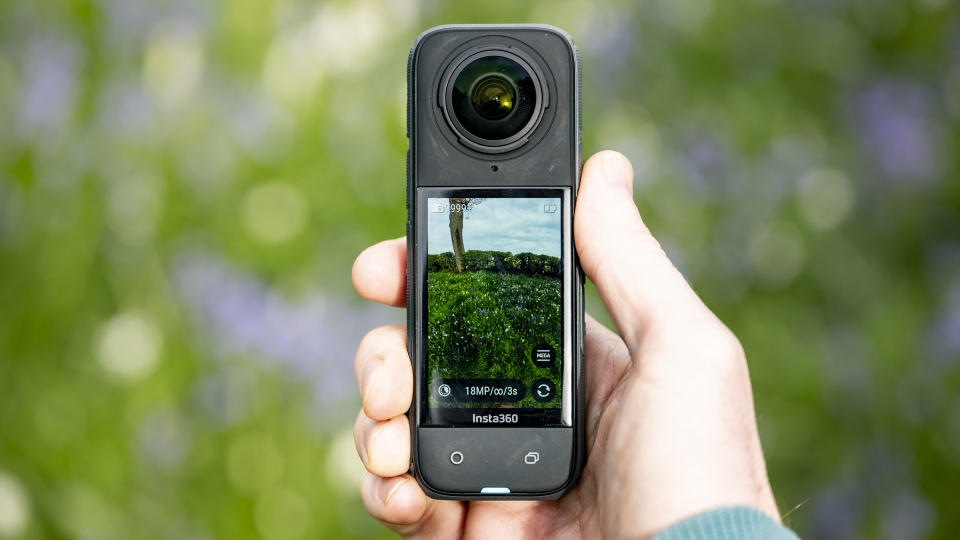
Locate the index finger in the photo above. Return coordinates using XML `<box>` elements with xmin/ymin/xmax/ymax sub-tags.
<box><xmin>353</xmin><ymin>237</ymin><xmax>407</xmax><ymax>307</ymax></box>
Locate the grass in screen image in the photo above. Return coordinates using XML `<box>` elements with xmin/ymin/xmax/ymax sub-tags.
<box><xmin>426</xmin><ymin>197</ymin><xmax>563</xmax><ymax>409</ymax></box>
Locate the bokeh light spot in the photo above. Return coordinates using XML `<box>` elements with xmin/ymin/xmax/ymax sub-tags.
<box><xmin>262</xmin><ymin>30</ymin><xmax>325</xmax><ymax>106</ymax></box>
<box><xmin>797</xmin><ymin>168</ymin><xmax>855</xmax><ymax>231</ymax></box>
<box><xmin>242</xmin><ymin>181</ymin><xmax>308</xmax><ymax>244</ymax></box>
<box><xmin>261</xmin><ymin>1</ymin><xmax>392</xmax><ymax>106</ymax></box>
<box><xmin>0</xmin><ymin>471</ymin><xmax>30</xmax><ymax>537</ymax></box>
<box><xmin>749</xmin><ymin>224</ymin><xmax>807</xmax><ymax>286</ymax></box>
<box><xmin>143</xmin><ymin>22</ymin><xmax>204</xmax><ymax>107</ymax></box>
<box><xmin>97</xmin><ymin>312</ymin><xmax>162</xmax><ymax>381</ymax></box>
<box><xmin>55</xmin><ymin>483</ymin><xmax>122</xmax><ymax>539</ymax></box>
<box><xmin>324</xmin><ymin>427</ymin><xmax>365</xmax><ymax>496</ymax></box>
<box><xmin>227</xmin><ymin>433</ymin><xmax>284</xmax><ymax>493</ymax></box>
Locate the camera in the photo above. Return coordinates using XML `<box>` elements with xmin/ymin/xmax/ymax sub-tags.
<box><xmin>407</xmin><ymin>25</ymin><xmax>584</xmax><ymax>501</ymax></box>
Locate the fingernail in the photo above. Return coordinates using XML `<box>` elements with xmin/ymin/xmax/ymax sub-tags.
<box><xmin>360</xmin><ymin>356</ymin><xmax>384</xmax><ymax>400</ymax></box>
<box><xmin>602</xmin><ymin>151</ymin><xmax>632</xmax><ymax>194</ymax></box>
<box><xmin>355</xmin><ymin>415</ymin><xmax>370</xmax><ymax>463</ymax></box>
<box><xmin>357</xmin><ymin>435</ymin><xmax>368</xmax><ymax>464</ymax></box>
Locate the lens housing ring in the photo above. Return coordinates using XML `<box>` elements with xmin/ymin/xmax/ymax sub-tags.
<box><xmin>439</xmin><ymin>47</ymin><xmax>549</xmax><ymax>154</ymax></box>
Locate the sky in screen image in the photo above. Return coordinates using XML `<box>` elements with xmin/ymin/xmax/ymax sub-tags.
<box><xmin>427</xmin><ymin>197</ymin><xmax>561</xmax><ymax>257</ymax></box>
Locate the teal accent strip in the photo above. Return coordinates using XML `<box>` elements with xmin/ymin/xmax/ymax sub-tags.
<box><xmin>480</xmin><ymin>487</ymin><xmax>511</xmax><ymax>495</ymax></box>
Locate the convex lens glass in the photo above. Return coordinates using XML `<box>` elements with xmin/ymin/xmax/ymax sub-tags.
<box><xmin>451</xmin><ymin>55</ymin><xmax>536</xmax><ymax>141</ymax></box>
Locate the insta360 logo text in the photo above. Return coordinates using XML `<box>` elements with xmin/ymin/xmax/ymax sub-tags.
<box><xmin>472</xmin><ymin>413</ymin><xmax>519</xmax><ymax>424</ymax></box>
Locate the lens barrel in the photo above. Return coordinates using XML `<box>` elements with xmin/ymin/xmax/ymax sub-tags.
<box><xmin>440</xmin><ymin>49</ymin><xmax>546</xmax><ymax>153</ymax></box>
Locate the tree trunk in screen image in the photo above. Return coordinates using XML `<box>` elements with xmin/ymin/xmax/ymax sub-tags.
<box><xmin>449</xmin><ymin>198</ymin><xmax>466</xmax><ymax>273</ymax></box>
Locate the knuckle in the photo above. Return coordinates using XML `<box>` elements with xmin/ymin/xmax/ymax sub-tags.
<box><xmin>365</xmin><ymin>417</ymin><xmax>409</xmax><ymax>475</ymax></box>
<box><xmin>687</xmin><ymin>324</ymin><xmax>746</xmax><ymax>374</ymax></box>
<box><xmin>651</xmin><ymin>316</ymin><xmax>746</xmax><ymax>373</ymax></box>
<box><xmin>355</xmin><ymin>325</ymin><xmax>407</xmax><ymax>372</ymax></box>
<box><xmin>357</xmin><ymin>325</ymin><xmax>401</xmax><ymax>352</ymax></box>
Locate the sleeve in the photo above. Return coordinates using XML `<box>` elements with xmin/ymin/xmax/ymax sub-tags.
<box><xmin>651</xmin><ymin>506</ymin><xmax>801</xmax><ymax>540</ymax></box>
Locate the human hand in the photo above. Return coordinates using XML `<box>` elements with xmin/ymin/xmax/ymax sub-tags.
<box><xmin>351</xmin><ymin>150</ymin><xmax>780</xmax><ymax>539</ymax></box>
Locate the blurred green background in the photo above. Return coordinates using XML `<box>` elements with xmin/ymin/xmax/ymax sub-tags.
<box><xmin>1</xmin><ymin>0</ymin><xmax>958</xmax><ymax>538</ymax></box>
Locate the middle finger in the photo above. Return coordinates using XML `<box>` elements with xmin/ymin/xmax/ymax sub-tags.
<box><xmin>354</xmin><ymin>409</ymin><xmax>411</xmax><ymax>477</ymax></box>
<box><xmin>354</xmin><ymin>324</ymin><xmax>412</xmax><ymax>421</ymax></box>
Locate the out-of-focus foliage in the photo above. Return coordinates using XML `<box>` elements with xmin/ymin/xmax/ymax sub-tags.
<box><xmin>0</xmin><ymin>0</ymin><xmax>957</xmax><ymax>538</ymax></box>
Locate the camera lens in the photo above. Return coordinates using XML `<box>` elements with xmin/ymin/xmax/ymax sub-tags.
<box><xmin>471</xmin><ymin>74</ymin><xmax>516</xmax><ymax>120</ymax></box>
<box><xmin>448</xmin><ymin>54</ymin><xmax>540</xmax><ymax>144</ymax></box>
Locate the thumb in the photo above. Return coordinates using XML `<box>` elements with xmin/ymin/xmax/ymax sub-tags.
<box><xmin>575</xmin><ymin>151</ymin><xmax>708</xmax><ymax>354</ymax></box>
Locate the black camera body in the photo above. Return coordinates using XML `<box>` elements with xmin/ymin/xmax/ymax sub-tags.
<box><xmin>406</xmin><ymin>25</ymin><xmax>584</xmax><ymax>500</ymax></box>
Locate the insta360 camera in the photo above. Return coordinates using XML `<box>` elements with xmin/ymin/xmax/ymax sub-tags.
<box><xmin>406</xmin><ymin>25</ymin><xmax>584</xmax><ymax>500</ymax></box>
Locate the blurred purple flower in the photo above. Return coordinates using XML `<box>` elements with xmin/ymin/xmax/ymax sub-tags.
<box><xmin>174</xmin><ymin>252</ymin><xmax>401</xmax><ymax>425</ymax></box>
<box><xmin>217</xmin><ymin>89</ymin><xmax>293</xmax><ymax>163</ymax></box>
<box><xmin>923</xmin><ymin>240</ymin><xmax>960</xmax><ymax>370</ymax></box>
<box><xmin>681</xmin><ymin>136</ymin><xmax>729</xmax><ymax>198</ymax></box>
<box><xmin>582</xmin><ymin>10</ymin><xmax>636</xmax><ymax>90</ymax></box>
<box><xmin>98</xmin><ymin>0</ymin><xmax>210</xmax><ymax>49</ymax></box>
<box><xmin>929</xmin><ymin>282</ymin><xmax>960</xmax><ymax>360</ymax></box>
<box><xmin>97</xmin><ymin>77</ymin><xmax>155</xmax><ymax>138</ymax></box>
<box><xmin>136</xmin><ymin>408</ymin><xmax>191</xmax><ymax>471</ymax></box>
<box><xmin>191</xmin><ymin>370</ymin><xmax>256</xmax><ymax>430</ymax></box>
<box><xmin>811</xmin><ymin>484</ymin><xmax>862</xmax><ymax>540</ymax></box>
<box><xmin>97</xmin><ymin>0</ymin><xmax>158</xmax><ymax>48</ymax></box>
<box><xmin>853</xmin><ymin>79</ymin><xmax>943</xmax><ymax>184</ymax></box>
<box><xmin>18</xmin><ymin>35</ymin><xmax>80</xmax><ymax>137</ymax></box>
<box><xmin>811</xmin><ymin>442</ymin><xmax>920</xmax><ymax>539</ymax></box>
<box><xmin>685</xmin><ymin>136</ymin><xmax>730</xmax><ymax>177</ymax></box>
<box><xmin>882</xmin><ymin>490</ymin><xmax>936</xmax><ymax>540</ymax></box>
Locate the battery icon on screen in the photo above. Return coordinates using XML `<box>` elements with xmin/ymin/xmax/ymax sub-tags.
<box><xmin>543</xmin><ymin>204</ymin><xmax>558</xmax><ymax>213</ymax></box>
<box><xmin>430</xmin><ymin>202</ymin><xmax>446</xmax><ymax>213</ymax></box>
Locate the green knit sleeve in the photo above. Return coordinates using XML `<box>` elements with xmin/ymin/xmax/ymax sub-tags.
<box><xmin>651</xmin><ymin>506</ymin><xmax>801</xmax><ymax>540</ymax></box>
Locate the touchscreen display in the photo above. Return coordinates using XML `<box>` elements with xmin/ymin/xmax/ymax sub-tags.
<box><xmin>423</xmin><ymin>193</ymin><xmax>564</xmax><ymax>426</ymax></box>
